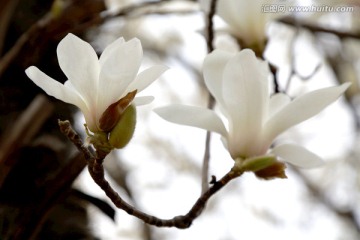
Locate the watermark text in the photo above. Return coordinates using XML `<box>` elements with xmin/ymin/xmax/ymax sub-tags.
<box><xmin>261</xmin><ymin>4</ymin><xmax>355</xmax><ymax>13</ymax></box>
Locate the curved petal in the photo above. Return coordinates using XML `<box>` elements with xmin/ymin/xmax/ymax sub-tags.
<box><xmin>98</xmin><ymin>38</ymin><xmax>143</xmax><ymax>119</ymax></box>
<box><xmin>57</xmin><ymin>33</ymin><xmax>100</xmax><ymax>106</ymax></box>
<box><xmin>217</xmin><ymin>0</ymin><xmax>247</xmax><ymax>30</ymax></box>
<box><xmin>268</xmin><ymin>93</ymin><xmax>291</xmax><ymax>120</ymax></box>
<box><xmin>220</xmin><ymin>136</ymin><xmax>228</xmax><ymax>150</ymax></box>
<box><xmin>154</xmin><ymin>105</ymin><xmax>228</xmax><ymax>137</ymax></box>
<box><xmin>218</xmin><ymin>1</ymin><xmax>266</xmax><ymax>45</ymax></box>
<box><xmin>271</xmin><ymin>144</ymin><xmax>324</xmax><ymax>168</ymax></box>
<box><xmin>26</xmin><ymin>66</ymin><xmax>98</xmax><ymax>131</ymax></box>
<box><xmin>64</xmin><ymin>81</ymin><xmax>97</xmax><ymax>132</ymax></box>
<box><xmin>133</xmin><ymin>96</ymin><xmax>154</xmax><ymax>106</ymax></box>
<box><xmin>264</xmin><ymin>83</ymin><xmax>351</xmax><ymax>141</ymax></box>
<box><xmin>99</xmin><ymin>37</ymin><xmax>125</xmax><ymax>66</ymax></box>
<box><xmin>203</xmin><ymin>49</ymin><xmax>235</xmax><ymax>109</ymax></box>
<box><xmin>222</xmin><ymin>49</ymin><xmax>270</xmax><ymax>158</ymax></box>
<box><xmin>25</xmin><ymin>66</ymin><xmax>84</xmax><ymax>107</ymax></box>
<box><xmin>127</xmin><ymin>65</ymin><xmax>168</xmax><ymax>93</ymax></box>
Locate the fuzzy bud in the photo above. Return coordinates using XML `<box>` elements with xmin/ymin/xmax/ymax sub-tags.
<box><xmin>108</xmin><ymin>104</ymin><xmax>136</xmax><ymax>149</ymax></box>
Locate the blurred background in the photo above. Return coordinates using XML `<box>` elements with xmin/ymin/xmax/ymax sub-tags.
<box><xmin>0</xmin><ymin>0</ymin><xmax>360</xmax><ymax>239</ymax></box>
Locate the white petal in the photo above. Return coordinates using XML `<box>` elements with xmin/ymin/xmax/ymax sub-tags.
<box><xmin>222</xmin><ymin>49</ymin><xmax>270</xmax><ymax>158</ymax></box>
<box><xmin>99</xmin><ymin>37</ymin><xmax>125</xmax><ymax>66</ymax></box>
<box><xmin>271</xmin><ymin>144</ymin><xmax>324</xmax><ymax>168</ymax></box>
<box><xmin>154</xmin><ymin>105</ymin><xmax>228</xmax><ymax>137</ymax></box>
<box><xmin>63</xmin><ymin>81</ymin><xmax>98</xmax><ymax>131</ymax></box>
<box><xmin>203</xmin><ymin>49</ymin><xmax>235</xmax><ymax>109</ymax></box>
<box><xmin>26</xmin><ymin>66</ymin><xmax>98</xmax><ymax>132</ymax></box>
<box><xmin>133</xmin><ymin>96</ymin><xmax>154</xmax><ymax>106</ymax></box>
<box><xmin>218</xmin><ymin>2</ymin><xmax>266</xmax><ymax>45</ymax></box>
<box><xmin>265</xmin><ymin>83</ymin><xmax>351</xmax><ymax>141</ymax></box>
<box><xmin>26</xmin><ymin>66</ymin><xmax>83</xmax><ymax>106</ymax></box>
<box><xmin>268</xmin><ymin>93</ymin><xmax>291</xmax><ymax>120</ymax></box>
<box><xmin>98</xmin><ymin>38</ymin><xmax>143</xmax><ymax>119</ymax></box>
<box><xmin>220</xmin><ymin>136</ymin><xmax>229</xmax><ymax>151</ymax></box>
<box><xmin>57</xmin><ymin>33</ymin><xmax>100</xmax><ymax>106</ymax></box>
<box><xmin>217</xmin><ymin>1</ymin><xmax>250</xmax><ymax>30</ymax></box>
<box><xmin>127</xmin><ymin>65</ymin><xmax>168</xmax><ymax>93</ymax></box>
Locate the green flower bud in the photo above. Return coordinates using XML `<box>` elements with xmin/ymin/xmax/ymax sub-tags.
<box><xmin>240</xmin><ymin>155</ymin><xmax>277</xmax><ymax>172</ymax></box>
<box><xmin>109</xmin><ymin>104</ymin><xmax>136</xmax><ymax>149</ymax></box>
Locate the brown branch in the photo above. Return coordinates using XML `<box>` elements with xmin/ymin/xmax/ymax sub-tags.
<box><xmin>0</xmin><ymin>0</ymin><xmax>195</xmax><ymax>80</ymax></box>
<box><xmin>0</xmin><ymin>0</ymin><xmax>20</xmax><ymax>55</ymax></box>
<box><xmin>58</xmin><ymin>120</ymin><xmax>94</xmax><ymax>161</ymax></box>
<box><xmin>74</xmin><ymin>0</ymin><xmax>197</xmax><ymax>35</ymax></box>
<box><xmin>103</xmin><ymin>0</ymin><xmax>196</xmax><ymax>18</ymax></box>
<box><xmin>278</xmin><ymin>16</ymin><xmax>360</xmax><ymax>40</ymax></box>
<box><xmin>0</xmin><ymin>94</ymin><xmax>54</xmax><ymax>186</ymax></box>
<box><xmin>0</xmin><ymin>0</ymin><xmax>106</xmax><ymax>79</ymax></box>
<box><xmin>206</xmin><ymin>0</ymin><xmax>217</xmax><ymax>53</ymax></box>
<box><xmin>88</xmin><ymin>157</ymin><xmax>238</xmax><ymax>228</ymax></box>
<box><xmin>104</xmin><ymin>156</ymin><xmax>153</xmax><ymax>240</ymax></box>
<box><xmin>201</xmin><ymin>0</ymin><xmax>218</xmax><ymax>194</ymax></box>
<box><xmin>269</xmin><ymin>63</ymin><xmax>281</xmax><ymax>93</ymax></box>
<box><xmin>59</xmin><ymin>120</ymin><xmax>242</xmax><ymax>229</ymax></box>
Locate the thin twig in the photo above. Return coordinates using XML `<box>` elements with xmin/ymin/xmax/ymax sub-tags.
<box><xmin>74</xmin><ymin>0</ymin><xmax>197</xmax><ymax>35</ymax></box>
<box><xmin>284</xmin><ymin>28</ymin><xmax>322</xmax><ymax>93</ymax></box>
<box><xmin>201</xmin><ymin>0</ymin><xmax>218</xmax><ymax>195</ymax></box>
<box><xmin>104</xmin><ymin>0</ymin><xmax>195</xmax><ymax>19</ymax></box>
<box><xmin>278</xmin><ymin>16</ymin><xmax>360</xmax><ymax>40</ymax></box>
<box><xmin>269</xmin><ymin>64</ymin><xmax>281</xmax><ymax>93</ymax></box>
<box><xmin>59</xmin><ymin>120</ymin><xmax>242</xmax><ymax>228</ymax></box>
<box><xmin>206</xmin><ymin>0</ymin><xmax>217</xmax><ymax>53</ymax></box>
<box><xmin>58</xmin><ymin>120</ymin><xmax>94</xmax><ymax>161</ymax></box>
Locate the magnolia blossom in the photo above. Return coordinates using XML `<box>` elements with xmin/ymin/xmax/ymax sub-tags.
<box><xmin>26</xmin><ymin>33</ymin><xmax>167</xmax><ymax>133</ymax></box>
<box><xmin>200</xmin><ymin>0</ymin><xmax>287</xmax><ymax>49</ymax></box>
<box><xmin>155</xmin><ymin>49</ymin><xmax>350</xmax><ymax>168</ymax></box>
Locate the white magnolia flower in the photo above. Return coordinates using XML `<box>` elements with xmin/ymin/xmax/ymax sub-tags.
<box><xmin>155</xmin><ymin>49</ymin><xmax>350</xmax><ymax>168</ymax></box>
<box><xmin>200</xmin><ymin>0</ymin><xmax>287</xmax><ymax>49</ymax></box>
<box><xmin>26</xmin><ymin>33</ymin><xmax>168</xmax><ymax>133</ymax></box>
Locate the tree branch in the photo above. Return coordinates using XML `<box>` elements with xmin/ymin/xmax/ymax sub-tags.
<box><xmin>201</xmin><ymin>0</ymin><xmax>218</xmax><ymax>194</ymax></box>
<box><xmin>0</xmin><ymin>94</ymin><xmax>54</xmax><ymax>186</ymax></box>
<box><xmin>59</xmin><ymin>120</ymin><xmax>242</xmax><ymax>229</ymax></box>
